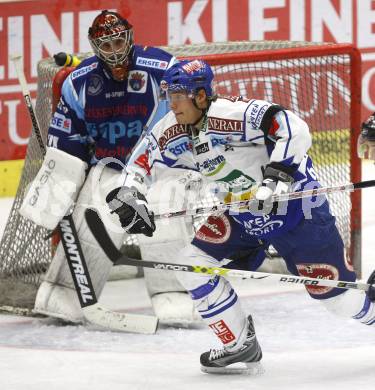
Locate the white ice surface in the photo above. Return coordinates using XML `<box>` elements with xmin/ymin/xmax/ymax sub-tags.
<box><xmin>0</xmin><ymin>162</ymin><xmax>374</xmax><ymax>389</ymax></box>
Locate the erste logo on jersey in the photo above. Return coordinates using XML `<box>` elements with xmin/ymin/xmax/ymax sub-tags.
<box><xmin>127</xmin><ymin>70</ymin><xmax>148</xmax><ymax>93</ymax></box>
<box><xmin>50</xmin><ymin>112</ymin><xmax>72</xmax><ymax>133</ymax></box>
<box><xmin>71</xmin><ymin>62</ymin><xmax>98</xmax><ymax>80</ymax></box>
<box><xmin>136</xmin><ymin>57</ymin><xmax>168</xmax><ymax>70</ymax></box>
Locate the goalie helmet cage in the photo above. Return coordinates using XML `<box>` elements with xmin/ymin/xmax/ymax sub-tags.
<box><xmin>0</xmin><ymin>41</ymin><xmax>362</xmax><ymax>311</ymax></box>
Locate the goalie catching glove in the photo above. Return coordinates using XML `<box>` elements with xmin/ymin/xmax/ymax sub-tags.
<box><xmin>255</xmin><ymin>162</ymin><xmax>295</xmax><ymax>210</ymax></box>
<box><xmin>358</xmin><ymin>113</ymin><xmax>375</xmax><ymax>161</ymax></box>
<box><xmin>106</xmin><ymin>187</ymin><xmax>156</xmax><ymax>237</ymax></box>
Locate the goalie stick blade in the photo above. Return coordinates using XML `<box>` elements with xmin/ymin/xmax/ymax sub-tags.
<box><xmin>83</xmin><ymin>303</ymin><xmax>158</xmax><ymax>334</ymax></box>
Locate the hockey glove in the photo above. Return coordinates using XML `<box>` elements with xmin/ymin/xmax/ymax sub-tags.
<box><xmin>106</xmin><ymin>186</ymin><xmax>156</xmax><ymax>237</ymax></box>
<box><xmin>358</xmin><ymin>113</ymin><xmax>375</xmax><ymax>161</ymax></box>
<box><xmin>255</xmin><ymin>162</ymin><xmax>295</xmax><ymax>213</ymax></box>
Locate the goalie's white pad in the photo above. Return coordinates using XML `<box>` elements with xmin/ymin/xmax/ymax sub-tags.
<box><xmin>138</xmin><ymin>170</ymin><xmax>204</xmax><ymax>326</ymax></box>
<box><xmin>34</xmin><ymin>164</ymin><xmax>128</xmax><ymax>323</ymax></box>
<box><xmin>34</xmin><ymin>281</ymin><xmax>83</xmax><ymax>323</ymax></box>
<box><xmin>151</xmin><ymin>292</ymin><xmax>201</xmax><ymax>327</ymax></box>
<box><xmin>20</xmin><ymin>147</ymin><xmax>87</xmax><ymax>230</ymax></box>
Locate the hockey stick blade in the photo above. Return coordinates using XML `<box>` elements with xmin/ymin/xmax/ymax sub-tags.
<box><xmin>83</xmin><ymin>303</ymin><xmax>158</xmax><ymax>334</ymax></box>
<box><xmin>12</xmin><ymin>55</ymin><xmax>157</xmax><ymax>334</ymax></box>
<box><xmin>86</xmin><ymin>208</ymin><xmax>372</xmax><ymax>294</ymax></box>
<box><xmin>153</xmin><ymin>179</ymin><xmax>375</xmax><ymax>220</ymax></box>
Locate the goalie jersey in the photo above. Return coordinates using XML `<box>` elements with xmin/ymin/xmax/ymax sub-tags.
<box><xmin>47</xmin><ymin>45</ymin><xmax>175</xmax><ymax>168</ymax></box>
<box><xmin>125</xmin><ymin>96</ymin><xmax>324</xmax><ymax>238</ymax></box>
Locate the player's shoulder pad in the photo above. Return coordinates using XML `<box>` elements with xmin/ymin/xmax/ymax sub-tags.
<box><xmin>151</xmin><ymin>110</ymin><xmax>177</xmax><ymax>139</ymax></box>
<box><xmin>133</xmin><ymin>44</ymin><xmax>173</xmax><ymax>71</ymax></box>
<box><xmin>211</xmin><ymin>97</ymin><xmax>252</xmax><ymax>121</ymax></box>
<box><xmin>245</xmin><ymin>99</ymin><xmax>285</xmax><ymax>133</ymax></box>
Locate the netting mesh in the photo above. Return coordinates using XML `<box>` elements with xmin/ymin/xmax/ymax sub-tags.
<box><xmin>0</xmin><ymin>41</ymin><xmax>361</xmax><ymax>310</ymax></box>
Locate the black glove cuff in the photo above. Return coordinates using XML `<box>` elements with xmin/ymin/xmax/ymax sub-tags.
<box><xmin>263</xmin><ymin>162</ymin><xmax>296</xmax><ymax>183</ymax></box>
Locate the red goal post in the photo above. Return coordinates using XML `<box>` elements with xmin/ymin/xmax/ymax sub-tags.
<box><xmin>0</xmin><ymin>41</ymin><xmax>362</xmax><ymax>312</ymax></box>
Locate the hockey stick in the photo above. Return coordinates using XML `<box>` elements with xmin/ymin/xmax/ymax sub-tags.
<box><xmin>11</xmin><ymin>55</ymin><xmax>157</xmax><ymax>334</ymax></box>
<box><xmin>153</xmin><ymin>180</ymin><xmax>375</xmax><ymax>220</ymax></box>
<box><xmin>86</xmin><ymin>208</ymin><xmax>373</xmax><ymax>294</ymax></box>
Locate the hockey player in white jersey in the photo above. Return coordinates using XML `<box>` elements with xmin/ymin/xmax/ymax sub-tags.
<box><xmin>106</xmin><ymin>59</ymin><xmax>375</xmax><ymax>374</ymax></box>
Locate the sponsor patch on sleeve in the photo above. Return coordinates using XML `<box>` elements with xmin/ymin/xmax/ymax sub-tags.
<box><xmin>246</xmin><ymin>100</ymin><xmax>273</xmax><ymax>130</ymax></box>
<box><xmin>50</xmin><ymin>112</ymin><xmax>72</xmax><ymax>133</ymax></box>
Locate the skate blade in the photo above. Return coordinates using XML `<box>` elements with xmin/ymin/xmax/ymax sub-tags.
<box><xmin>201</xmin><ymin>361</ymin><xmax>264</xmax><ymax>375</ymax></box>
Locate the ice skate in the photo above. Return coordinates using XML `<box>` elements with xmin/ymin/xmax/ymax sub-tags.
<box><xmin>200</xmin><ymin>316</ymin><xmax>264</xmax><ymax>375</ymax></box>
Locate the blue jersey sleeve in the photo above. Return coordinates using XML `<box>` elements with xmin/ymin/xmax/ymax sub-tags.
<box><xmin>47</xmin><ymin>74</ymin><xmax>93</xmax><ymax>163</ymax></box>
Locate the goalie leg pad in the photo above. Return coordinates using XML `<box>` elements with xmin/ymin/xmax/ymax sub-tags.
<box><xmin>138</xmin><ymin>171</ymin><xmax>203</xmax><ymax>326</ymax></box>
<box><xmin>34</xmin><ymin>165</ymin><xmax>127</xmax><ymax>323</ymax></box>
<box><xmin>321</xmin><ymin>289</ymin><xmax>375</xmax><ymax>326</ymax></box>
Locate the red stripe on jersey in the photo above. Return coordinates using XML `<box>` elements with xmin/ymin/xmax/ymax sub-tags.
<box><xmin>269</xmin><ymin>117</ymin><xmax>280</xmax><ymax>137</ymax></box>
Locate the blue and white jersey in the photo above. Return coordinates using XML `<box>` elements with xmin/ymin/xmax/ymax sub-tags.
<box><xmin>125</xmin><ymin>96</ymin><xmax>321</xmax><ymax>238</ymax></box>
<box><xmin>47</xmin><ymin>45</ymin><xmax>175</xmax><ymax>168</ymax></box>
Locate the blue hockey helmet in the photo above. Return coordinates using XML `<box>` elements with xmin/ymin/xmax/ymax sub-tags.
<box><xmin>161</xmin><ymin>59</ymin><xmax>214</xmax><ymax>98</ymax></box>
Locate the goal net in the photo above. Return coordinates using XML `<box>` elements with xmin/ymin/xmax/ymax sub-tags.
<box><xmin>0</xmin><ymin>41</ymin><xmax>362</xmax><ymax>311</ymax></box>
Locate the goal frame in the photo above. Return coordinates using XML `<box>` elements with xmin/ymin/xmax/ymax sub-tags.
<box><xmin>0</xmin><ymin>41</ymin><xmax>363</xmax><ymax>313</ymax></box>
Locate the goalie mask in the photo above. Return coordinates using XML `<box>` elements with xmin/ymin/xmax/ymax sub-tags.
<box><xmin>88</xmin><ymin>10</ymin><xmax>134</xmax><ymax>82</ymax></box>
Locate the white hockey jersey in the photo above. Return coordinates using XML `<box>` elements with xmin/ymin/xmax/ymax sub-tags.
<box><xmin>124</xmin><ymin>97</ymin><xmax>320</xmax><ymax>238</ymax></box>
